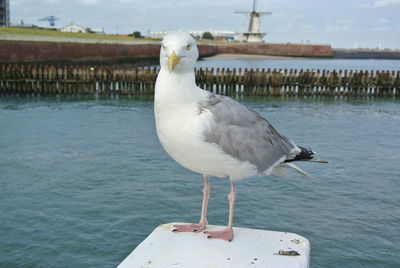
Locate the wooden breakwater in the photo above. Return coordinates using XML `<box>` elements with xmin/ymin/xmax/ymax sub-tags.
<box><xmin>0</xmin><ymin>64</ymin><xmax>399</xmax><ymax>97</ymax></box>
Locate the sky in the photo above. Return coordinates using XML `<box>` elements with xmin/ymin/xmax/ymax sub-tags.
<box><xmin>10</xmin><ymin>0</ymin><xmax>400</xmax><ymax>49</ymax></box>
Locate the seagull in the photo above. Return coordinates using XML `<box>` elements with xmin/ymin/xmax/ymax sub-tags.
<box><xmin>154</xmin><ymin>32</ymin><xmax>327</xmax><ymax>242</ymax></box>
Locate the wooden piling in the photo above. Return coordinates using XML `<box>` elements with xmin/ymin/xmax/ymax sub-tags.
<box><xmin>0</xmin><ymin>63</ymin><xmax>398</xmax><ymax>97</ymax></box>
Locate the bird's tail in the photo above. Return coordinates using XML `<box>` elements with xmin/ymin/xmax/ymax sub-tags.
<box><xmin>273</xmin><ymin>163</ymin><xmax>314</xmax><ymax>178</ymax></box>
<box><xmin>273</xmin><ymin>146</ymin><xmax>329</xmax><ymax>178</ymax></box>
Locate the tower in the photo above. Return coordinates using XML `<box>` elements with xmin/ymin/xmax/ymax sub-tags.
<box><xmin>236</xmin><ymin>0</ymin><xmax>271</xmax><ymax>43</ymax></box>
<box><xmin>39</xmin><ymin>16</ymin><xmax>59</xmax><ymax>27</ymax></box>
<box><xmin>0</xmin><ymin>0</ymin><xmax>10</xmax><ymax>26</ymax></box>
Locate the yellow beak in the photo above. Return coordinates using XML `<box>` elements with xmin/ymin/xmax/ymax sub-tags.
<box><xmin>168</xmin><ymin>51</ymin><xmax>183</xmax><ymax>72</ymax></box>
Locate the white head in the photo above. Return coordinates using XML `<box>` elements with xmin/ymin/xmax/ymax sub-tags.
<box><xmin>159</xmin><ymin>32</ymin><xmax>199</xmax><ymax>74</ymax></box>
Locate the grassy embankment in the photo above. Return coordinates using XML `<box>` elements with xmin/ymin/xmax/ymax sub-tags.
<box><xmin>0</xmin><ymin>27</ymin><xmax>160</xmax><ymax>42</ymax></box>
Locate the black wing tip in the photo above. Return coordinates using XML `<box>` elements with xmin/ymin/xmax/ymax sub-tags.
<box><xmin>284</xmin><ymin>146</ymin><xmax>315</xmax><ymax>163</ymax></box>
<box><xmin>299</xmin><ymin>146</ymin><xmax>315</xmax><ymax>158</ymax></box>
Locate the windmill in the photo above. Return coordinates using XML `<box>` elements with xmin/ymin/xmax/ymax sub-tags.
<box><xmin>236</xmin><ymin>0</ymin><xmax>271</xmax><ymax>43</ymax></box>
<box><xmin>39</xmin><ymin>16</ymin><xmax>59</xmax><ymax>27</ymax></box>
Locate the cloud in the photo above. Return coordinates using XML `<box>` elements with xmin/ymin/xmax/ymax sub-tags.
<box><xmin>302</xmin><ymin>23</ymin><xmax>315</xmax><ymax>33</ymax></box>
<box><xmin>325</xmin><ymin>25</ymin><xmax>352</xmax><ymax>32</ymax></box>
<box><xmin>12</xmin><ymin>0</ymin><xmax>59</xmax><ymax>5</ymax></box>
<box><xmin>78</xmin><ymin>0</ymin><xmax>101</xmax><ymax>6</ymax></box>
<box><xmin>373</xmin><ymin>0</ymin><xmax>400</xmax><ymax>7</ymax></box>
<box><xmin>275</xmin><ymin>22</ymin><xmax>294</xmax><ymax>33</ymax></box>
<box><xmin>361</xmin><ymin>0</ymin><xmax>400</xmax><ymax>7</ymax></box>
<box><xmin>335</xmin><ymin>18</ymin><xmax>356</xmax><ymax>24</ymax></box>
<box><xmin>371</xmin><ymin>26</ymin><xmax>390</xmax><ymax>32</ymax></box>
<box><xmin>376</xmin><ymin>18</ymin><xmax>388</xmax><ymax>24</ymax></box>
<box><xmin>295</xmin><ymin>14</ymin><xmax>306</xmax><ymax>20</ymax></box>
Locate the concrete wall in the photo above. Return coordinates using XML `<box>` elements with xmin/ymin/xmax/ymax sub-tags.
<box><xmin>0</xmin><ymin>40</ymin><xmax>219</xmax><ymax>62</ymax></box>
<box><xmin>0</xmin><ymin>41</ymin><xmax>161</xmax><ymax>62</ymax></box>
<box><xmin>334</xmin><ymin>49</ymin><xmax>400</xmax><ymax>59</ymax></box>
<box><xmin>216</xmin><ymin>43</ymin><xmax>333</xmax><ymax>57</ymax></box>
<box><xmin>0</xmin><ymin>40</ymin><xmax>333</xmax><ymax>63</ymax></box>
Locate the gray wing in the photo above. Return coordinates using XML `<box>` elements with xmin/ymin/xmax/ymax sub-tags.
<box><xmin>199</xmin><ymin>93</ymin><xmax>298</xmax><ymax>174</ymax></box>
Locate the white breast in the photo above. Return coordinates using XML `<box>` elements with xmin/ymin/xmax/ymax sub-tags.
<box><xmin>154</xmin><ymin>90</ymin><xmax>257</xmax><ymax>180</ymax></box>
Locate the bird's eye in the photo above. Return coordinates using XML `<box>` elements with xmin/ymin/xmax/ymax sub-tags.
<box><xmin>185</xmin><ymin>44</ymin><xmax>192</xmax><ymax>51</ymax></box>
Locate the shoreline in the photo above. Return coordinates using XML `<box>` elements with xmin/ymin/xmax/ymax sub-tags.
<box><xmin>203</xmin><ymin>53</ymin><xmax>400</xmax><ymax>61</ymax></box>
<box><xmin>203</xmin><ymin>53</ymin><xmax>321</xmax><ymax>61</ymax></box>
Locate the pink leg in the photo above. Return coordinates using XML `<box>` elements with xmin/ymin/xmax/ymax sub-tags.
<box><xmin>204</xmin><ymin>180</ymin><xmax>236</xmax><ymax>242</ymax></box>
<box><xmin>173</xmin><ymin>175</ymin><xmax>210</xmax><ymax>233</ymax></box>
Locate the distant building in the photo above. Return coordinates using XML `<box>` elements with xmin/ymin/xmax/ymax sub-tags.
<box><xmin>89</xmin><ymin>28</ymin><xmax>105</xmax><ymax>34</ymax></box>
<box><xmin>0</xmin><ymin>0</ymin><xmax>10</xmax><ymax>26</ymax></box>
<box><xmin>60</xmin><ymin>23</ymin><xmax>86</xmax><ymax>33</ymax></box>
<box><xmin>148</xmin><ymin>30</ymin><xmax>244</xmax><ymax>42</ymax></box>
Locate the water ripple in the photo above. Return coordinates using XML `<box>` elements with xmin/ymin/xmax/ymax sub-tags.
<box><xmin>1</xmin><ymin>96</ymin><xmax>399</xmax><ymax>267</ymax></box>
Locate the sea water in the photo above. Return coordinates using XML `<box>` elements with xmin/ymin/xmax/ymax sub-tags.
<box><xmin>1</xmin><ymin>95</ymin><xmax>399</xmax><ymax>267</ymax></box>
<box><xmin>1</xmin><ymin>58</ymin><xmax>400</xmax><ymax>267</ymax></box>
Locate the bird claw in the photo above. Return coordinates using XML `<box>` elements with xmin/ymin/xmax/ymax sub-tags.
<box><xmin>204</xmin><ymin>228</ymin><xmax>234</xmax><ymax>242</ymax></box>
<box><xmin>172</xmin><ymin>223</ymin><xmax>206</xmax><ymax>233</ymax></box>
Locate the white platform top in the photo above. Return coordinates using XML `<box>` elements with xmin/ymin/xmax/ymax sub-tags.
<box><xmin>118</xmin><ymin>223</ymin><xmax>310</xmax><ymax>268</ymax></box>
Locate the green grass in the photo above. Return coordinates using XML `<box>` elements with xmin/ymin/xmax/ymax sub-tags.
<box><xmin>0</xmin><ymin>27</ymin><xmax>158</xmax><ymax>41</ymax></box>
